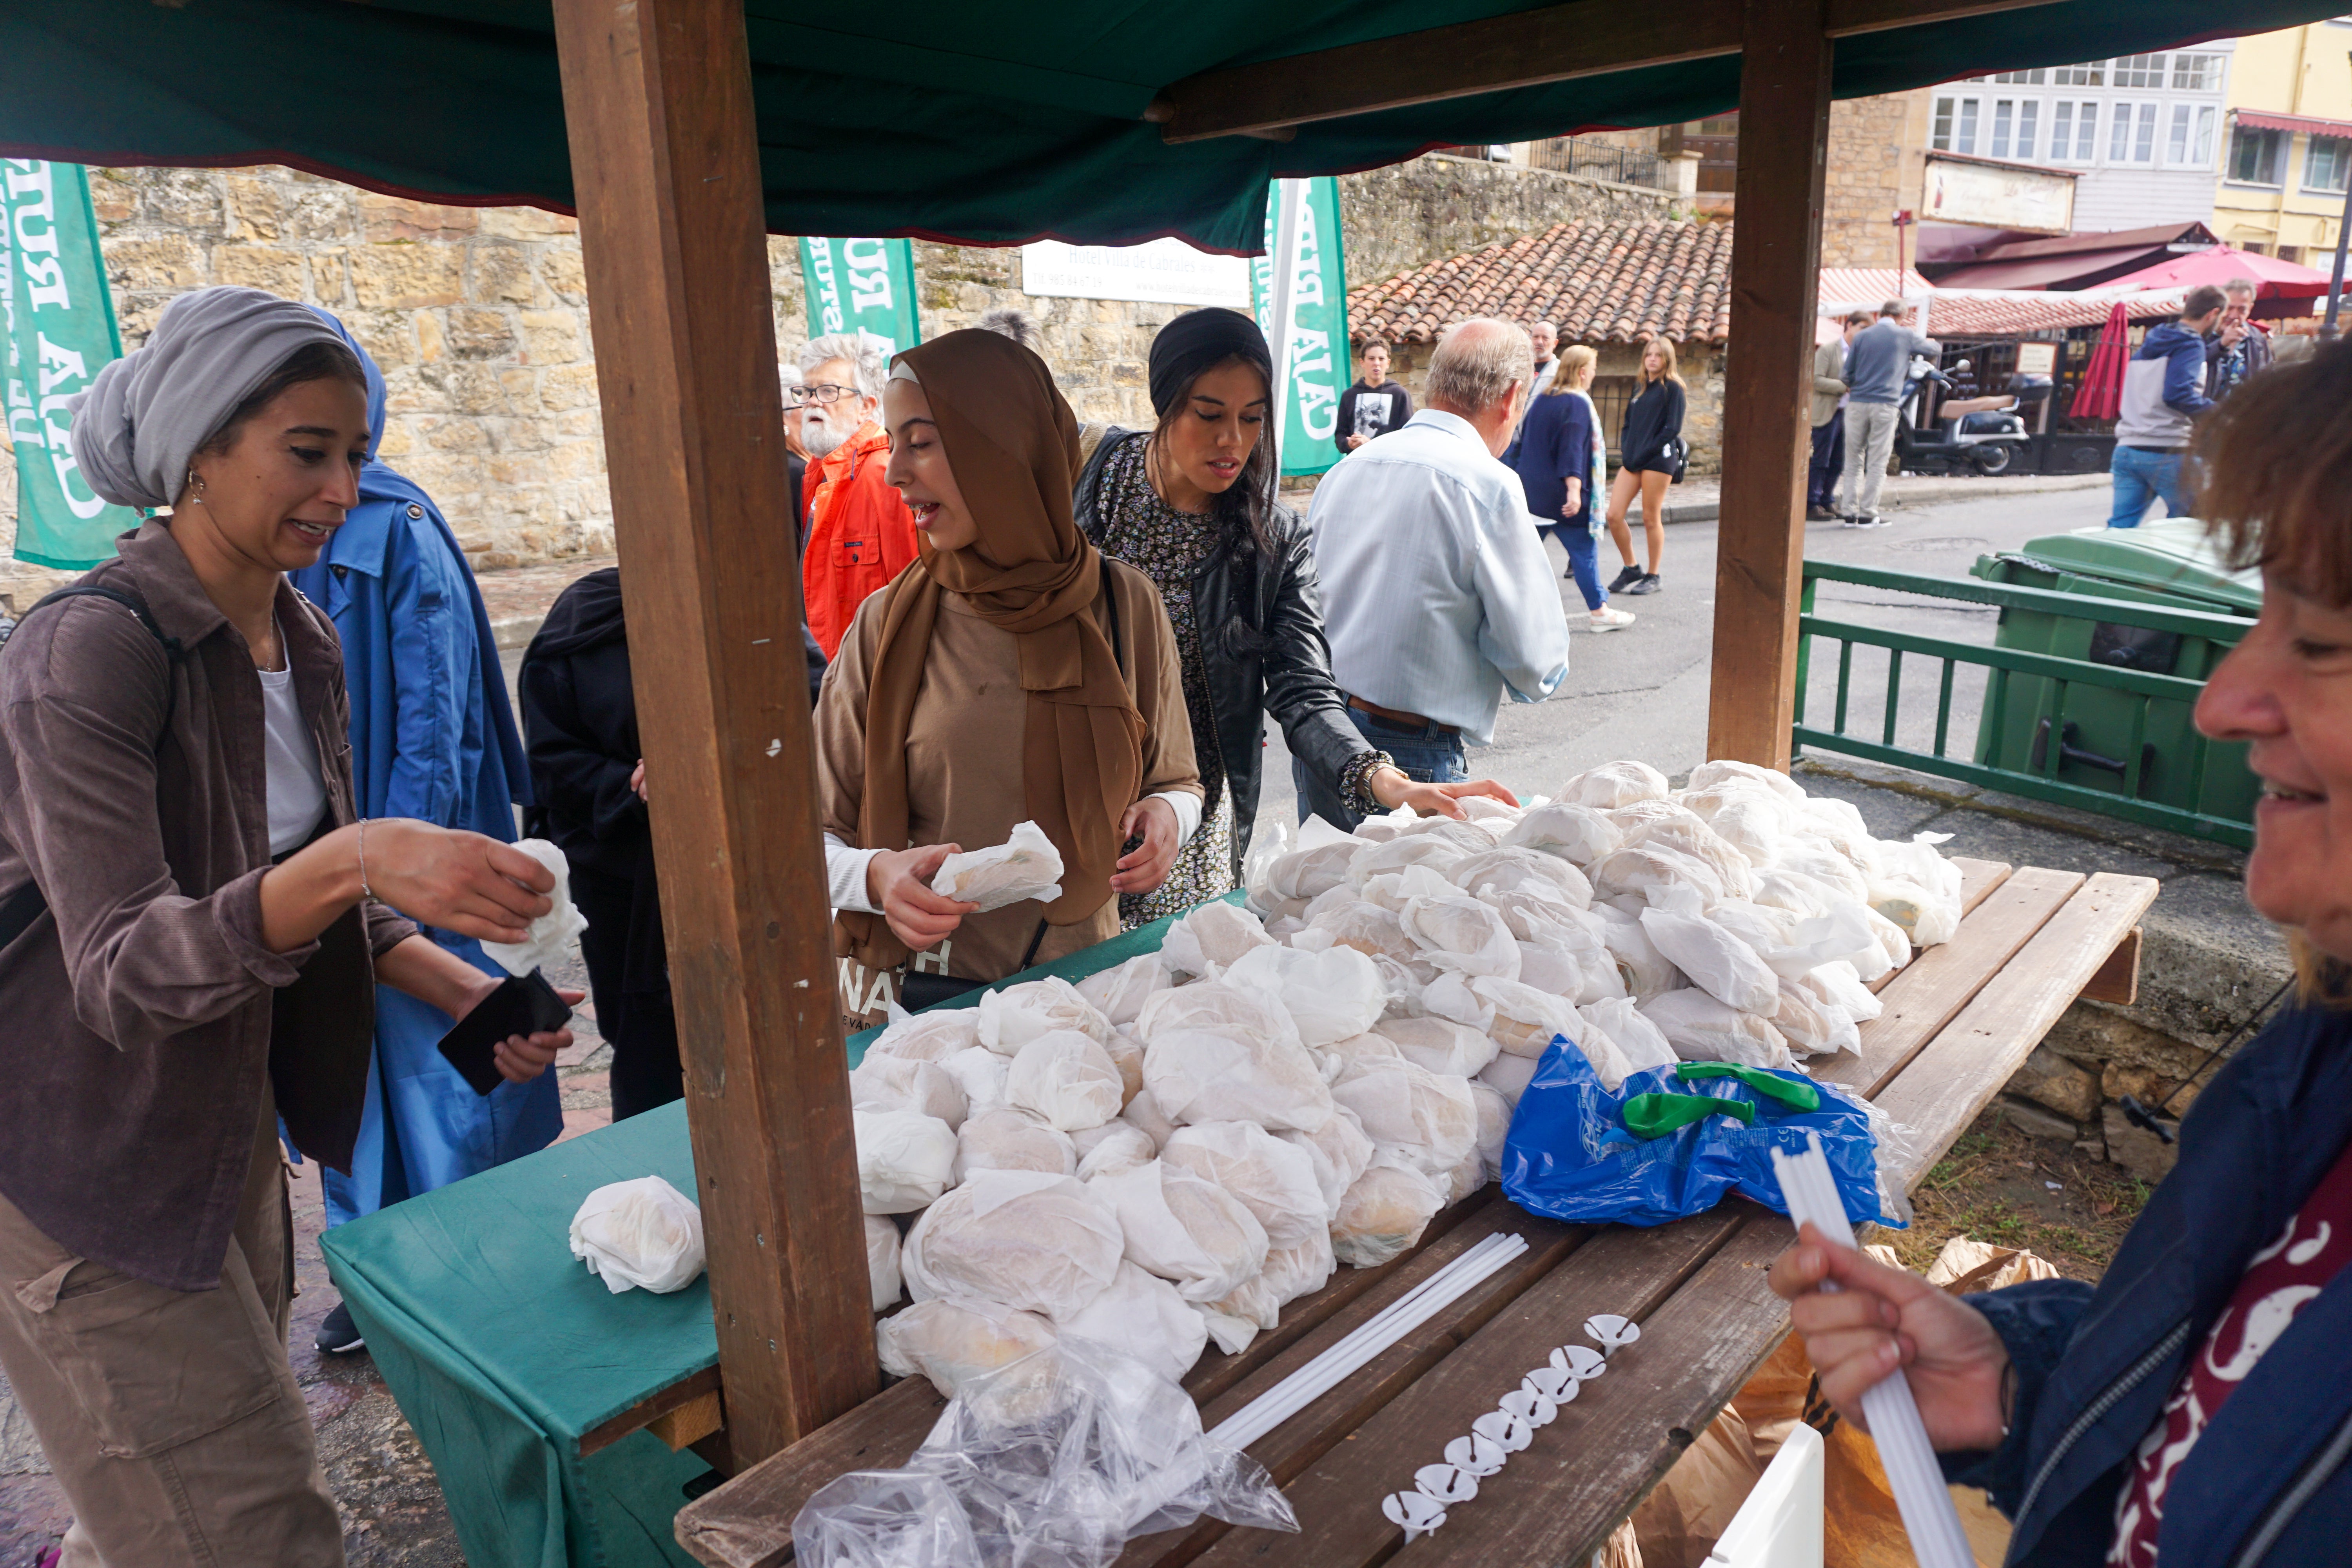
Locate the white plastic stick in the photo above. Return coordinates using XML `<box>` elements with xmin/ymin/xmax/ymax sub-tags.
<box><xmin>1210</xmin><ymin>1233</ymin><xmax>1529</xmax><ymax>1451</ymax></box>
<box><xmin>1769</xmin><ymin>1135</ymin><xmax>1975</xmax><ymax>1568</ymax></box>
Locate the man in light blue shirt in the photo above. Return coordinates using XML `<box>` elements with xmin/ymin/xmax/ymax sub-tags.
<box><xmin>1305</xmin><ymin>318</ymin><xmax>1572</xmax><ymax>815</ymax></box>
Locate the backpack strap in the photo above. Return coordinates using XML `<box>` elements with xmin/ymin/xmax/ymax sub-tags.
<box><xmin>0</xmin><ymin>584</ymin><xmax>187</xmax><ymax>951</ymax></box>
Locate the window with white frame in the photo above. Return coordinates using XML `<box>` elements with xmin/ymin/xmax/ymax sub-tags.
<box><xmin>2050</xmin><ymin>100</ymin><xmax>2100</xmax><ymax>162</ymax></box>
<box><xmin>2110</xmin><ymin>102</ymin><xmax>2159</xmax><ymax>163</ymax></box>
<box><xmin>2053</xmin><ymin>61</ymin><xmax>2106</xmax><ymax>87</ymax></box>
<box><xmin>2230</xmin><ymin>125</ymin><xmax>2285</xmax><ymax>185</ymax></box>
<box><xmin>1990</xmin><ymin>68</ymin><xmax>2048</xmax><ymax>85</ymax></box>
<box><xmin>1931</xmin><ymin>94</ymin><xmax>1982</xmax><ymax>154</ymax></box>
<box><xmin>2167</xmin><ymin>103</ymin><xmax>2217</xmax><ymax>167</ymax></box>
<box><xmin>2308</xmin><ymin>135</ymin><xmax>2352</xmax><ymax>193</ymax></box>
<box><xmin>2111</xmin><ymin>54</ymin><xmax>2168</xmax><ymax>89</ymax></box>
<box><xmin>2170</xmin><ymin>53</ymin><xmax>2225</xmax><ymax>91</ymax></box>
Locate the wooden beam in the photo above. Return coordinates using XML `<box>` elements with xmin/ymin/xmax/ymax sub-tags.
<box><xmin>549</xmin><ymin>0</ymin><xmax>877</xmax><ymax>1467</ymax></box>
<box><xmin>1153</xmin><ymin>0</ymin><xmax>2065</xmax><ymax>142</ymax></box>
<box><xmin>2079</xmin><ymin>925</ymin><xmax>2143</xmax><ymax>1006</ymax></box>
<box><xmin>1704</xmin><ymin>0</ymin><xmax>1831</xmax><ymax>769</ymax></box>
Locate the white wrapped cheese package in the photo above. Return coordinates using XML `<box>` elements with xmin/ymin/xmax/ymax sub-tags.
<box><xmin>1058</xmin><ymin>1260</ymin><xmax>1210</xmax><ymax>1385</ymax></box>
<box><xmin>1262</xmin><ymin>1224</ymin><xmax>1337</xmax><ymax>1308</ymax></box>
<box><xmin>1163</xmin><ymin>1121</ymin><xmax>1328</xmax><ymax>1247</ymax></box>
<box><xmin>1774</xmin><ymin>976</ymin><xmax>1860</xmax><ymax>1056</ymax></box>
<box><xmin>1221</xmin><ymin>942</ymin><xmax>1385</xmax><ymax>1047</ymax></box>
<box><xmin>865</xmin><ymin>1214</ymin><xmax>903</xmax><ymax>1312</ymax></box>
<box><xmin>1074</xmin><ymin>953</ymin><xmax>1172</xmax><ymax>1025</ymax></box>
<box><xmin>1134</xmin><ymin>980</ymin><xmax>1301</xmax><ymax>1050</ymax></box>
<box><xmin>1120</xmin><ymin>1086</ymin><xmax>1180</xmax><ymax>1151</ymax></box>
<box><xmin>900</xmin><ymin>1169</ymin><xmax>1126</xmax><ymax>1322</ymax></box>
<box><xmin>1592</xmin><ymin>843</ymin><xmax>1729</xmax><ymax>908</ymax></box>
<box><xmin>1002</xmin><ymin>1029</ymin><xmax>1125</xmax><ymax>1131</ymax></box>
<box><xmin>1686</xmin><ymin>758</ymin><xmax>1808</xmax><ymax>802</ymax></box>
<box><xmin>1372</xmin><ymin>1014</ymin><xmax>1499</xmax><ymax>1078</ymax></box>
<box><xmin>1278</xmin><ymin>1103</ymin><xmax>1376</xmax><ymax>1218</ymax></box>
<box><xmin>953</xmin><ymin>1106</ymin><xmax>1077</xmax><ymax>1183</ymax></box>
<box><xmin>1640</xmin><ymin>990</ymin><xmax>1795</xmax><ymax>1069</ymax></box>
<box><xmin>1074</xmin><ymin>1120</ymin><xmax>1159</xmax><ymax>1181</ymax></box>
<box><xmin>1579</xmin><ymin>996</ymin><xmax>1678</xmax><ymax>1076</ymax></box>
<box><xmin>1263</xmin><ymin>815</ymin><xmax>1365</xmax><ymax>904</ymax></box>
<box><xmin>1397</xmin><ymin>891</ymin><xmax>1521</xmax><ymax>979</ymax></box>
<box><xmin>1141</xmin><ymin>1027</ymin><xmax>1335</xmax><ymax>1134</ymax></box>
<box><xmin>481</xmin><ymin>838</ymin><xmax>590</xmax><ymax>976</ymax></box>
<box><xmin>848</xmin><ymin>1051</ymin><xmax>970</xmax><ymax>1129</ymax></box>
<box><xmin>1516</xmin><ymin>940</ymin><xmax>1619</xmax><ymax>1005</ymax></box>
<box><xmin>1330</xmin><ymin>1055</ymin><xmax>1477</xmax><ymax>1178</ymax></box>
<box><xmin>1598</xmin><ymin>907</ymin><xmax>1684</xmax><ymax>1002</ymax></box>
<box><xmin>1560</xmin><ymin>760</ymin><xmax>1670</xmax><ymax>810</ymax></box>
<box><xmin>1502</xmin><ymin>801</ymin><xmax>1622</xmax><ymax>866</ymax></box>
<box><xmin>568</xmin><ymin>1176</ymin><xmax>705</xmax><ymax>1294</ymax></box>
<box><xmin>867</xmin><ymin>1004</ymin><xmax>981</xmax><ymax>1062</ymax></box>
<box><xmin>929</xmin><ymin>819</ymin><xmax>1064</xmax><ymax>912</ymax></box>
<box><xmin>976</xmin><ymin>976</ymin><xmax>1112</xmax><ymax>1055</ymax></box>
<box><xmin>877</xmin><ymin>1297</ymin><xmax>1058</xmax><ymax>1397</ymax></box>
<box><xmin>1468</xmin><ymin>975</ymin><xmax>1579</xmax><ymax>1058</ymax></box>
<box><xmin>1802</xmin><ymin>959</ymin><xmax>1886</xmax><ymax>1023</ymax></box>
<box><xmin>1868</xmin><ymin>831</ymin><xmax>1964</xmax><ymax>947</ymax></box>
<box><xmin>1331</xmin><ymin>1158</ymin><xmax>1446</xmax><ymax>1268</ymax></box>
<box><xmin>1639</xmin><ymin>893</ymin><xmax>1780</xmax><ymax>1015</ymax></box>
<box><xmin>1101</xmin><ymin>1025</ymin><xmax>1145</xmax><ymax>1107</ymax></box>
<box><xmin>1421</xmin><ymin>971</ymin><xmax>1495</xmax><ymax>1034</ymax></box>
<box><xmin>1469</xmin><ymin>1080</ymin><xmax>1513</xmax><ymax>1178</ymax></box>
<box><xmin>1477</xmin><ymin>1049</ymin><xmax>1539</xmax><ymax>1107</ymax></box>
<box><xmin>1093</xmin><ymin>1159</ymin><xmax>1270</xmax><ymax>1302</ymax></box>
<box><xmin>1449</xmin><ymin>847</ymin><xmax>1592</xmax><ymax>907</ymax></box>
<box><xmin>937</xmin><ymin>1045</ymin><xmax>1010</xmax><ymax>1120</ymax></box>
<box><xmin>1443</xmin><ymin>1150</ymin><xmax>1487</xmax><ymax>1205</ymax></box>
<box><xmin>1305</xmin><ymin>899</ymin><xmax>1419</xmax><ymax>962</ymax></box>
<box><xmin>853</xmin><ymin>1108</ymin><xmax>959</xmax><ymax>1214</ymax></box>
<box><xmin>1351</xmin><ymin>834</ymin><xmax>1470</xmax><ymax>886</ymax></box>
<box><xmin>1160</xmin><ymin>900</ymin><xmax>1276</xmax><ymax>978</ymax></box>
<box><xmin>1624</xmin><ymin>817</ymin><xmax>1758</xmax><ymax>900</ymax></box>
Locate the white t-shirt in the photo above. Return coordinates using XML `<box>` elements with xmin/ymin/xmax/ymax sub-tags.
<box><xmin>259</xmin><ymin>640</ymin><xmax>328</xmax><ymax>857</ymax></box>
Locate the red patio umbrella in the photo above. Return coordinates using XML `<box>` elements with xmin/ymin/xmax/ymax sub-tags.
<box><xmin>2096</xmin><ymin>244</ymin><xmax>2332</xmax><ymax>300</ymax></box>
<box><xmin>2069</xmin><ymin>300</ymin><xmax>2131</xmax><ymax>421</ymax></box>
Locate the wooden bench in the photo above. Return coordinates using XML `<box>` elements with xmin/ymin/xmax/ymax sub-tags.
<box><xmin>674</xmin><ymin>859</ymin><xmax>2156</xmax><ymax>1568</ymax></box>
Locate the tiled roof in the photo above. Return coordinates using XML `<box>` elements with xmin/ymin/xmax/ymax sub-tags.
<box><xmin>1922</xmin><ymin>289</ymin><xmax>2190</xmax><ymax>336</ymax></box>
<box><xmin>1350</xmin><ymin>220</ymin><xmax>1734</xmax><ymax>347</ymax></box>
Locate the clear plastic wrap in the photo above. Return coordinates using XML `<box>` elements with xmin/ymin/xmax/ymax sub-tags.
<box><xmin>901</xmin><ymin>1169</ymin><xmax>1126</xmax><ymax>1323</ymax></box>
<box><xmin>930</xmin><ymin>820</ymin><xmax>1066</xmax><ymax>913</ymax></box>
<box><xmin>795</xmin><ymin>1337</ymin><xmax>1297</xmax><ymax>1568</ymax></box>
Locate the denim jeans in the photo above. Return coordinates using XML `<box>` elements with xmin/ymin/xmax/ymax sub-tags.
<box><xmin>1807</xmin><ymin>416</ymin><xmax>1845</xmax><ymax>509</ymax></box>
<box><xmin>1297</xmin><ymin>706</ymin><xmax>1468</xmax><ymax>826</ymax></box>
<box><xmin>2107</xmin><ymin>445</ymin><xmax>2190</xmax><ymax>528</ymax></box>
<box><xmin>1541</xmin><ymin>523</ymin><xmax>1607</xmax><ymax>611</ymax></box>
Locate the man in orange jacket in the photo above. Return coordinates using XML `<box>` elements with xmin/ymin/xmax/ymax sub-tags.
<box><xmin>795</xmin><ymin>332</ymin><xmax>919</xmax><ymax>657</ymax></box>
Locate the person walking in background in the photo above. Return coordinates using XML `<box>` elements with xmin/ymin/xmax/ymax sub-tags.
<box><xmin>1337</xmin><ymin>336</ymin><xmax>1412</xmax><ymax>451</ymax></box>
<box><xmin>1838</xmin><ymin>298</ymin><xmax>1939</xmax><ymax>530</ymax></box>
<box><xmin>1076</xmin><ymin>308</ymin><xmax>1516</xmax><ymax>920</ymax></box>
<box><xmin>288</xmin><ymin>312</ymin><xmax>552</xmax><ymax>1359</ymax></box>
<box><xmin>1502</xmin><ymin>320</ymin><xmax>1561</xmax><ymax>467</ymax></box>
<box><xmin>1603</xmin><ymin>338</ymin><xmax>1684</xmax><ymax>595</ymax></box>
<box><xmin>1309</xmin><ymin>318</ymin><xmax>1571</xmax><ymax>794</ymax></box>
<box><xmin>797</xmin><ymin>331</ymin><xmax>918</xmax><ymax>657</ymax></box>
<box><xmin>1808</xmin><ymin>311</ymin><xmax>1869</xmax><ymax>521</ymax></box>
<box><xmin>2111</xmin><ymin>284</ymin><xmax>2224</xmax><ymax>529</ymax></box>
<box><xmin>2203</xmin><ymin>276</ymin><xmax>2272</xmax><ymax>402</ymax></box>
<box><xmin>975</xmin><ymin>306</ymin><xmax>1043</xmax><ymax>352</ymax></box>
<box><xmin>1512</xmin><ymin>345</ymin><xmax>1632</xmax><ymax>633</ymax></box>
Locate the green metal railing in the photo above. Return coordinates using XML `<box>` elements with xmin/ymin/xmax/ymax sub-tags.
<box><xmin>1792</xmin><ymin>560</ymin><xmax>2257</xmax><ymax>848</ymax></box>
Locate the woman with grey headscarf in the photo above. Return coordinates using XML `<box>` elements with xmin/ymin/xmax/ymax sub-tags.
<box><xmin>0</xmin><ymin>286</ymin><xmax>579</xmax><ymax>1566</ymax></box>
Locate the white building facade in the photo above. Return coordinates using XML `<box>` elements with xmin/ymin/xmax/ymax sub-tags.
<box><xmin>1935</xmin><ymin>44</ymin><xmax>2235</xmax><ymax>233</ymax></box>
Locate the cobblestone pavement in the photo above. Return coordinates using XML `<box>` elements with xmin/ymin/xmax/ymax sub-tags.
<box><xmin>0</xmin><ymin>941</ymin><xmax>615</xmax><ymax>1568</ymax></box>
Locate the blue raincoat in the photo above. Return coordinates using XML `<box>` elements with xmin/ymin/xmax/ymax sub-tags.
<box><xmin>291</xmin><ymin>313</ymin><xmax>559</xmax><ymax>1228</ymax></box>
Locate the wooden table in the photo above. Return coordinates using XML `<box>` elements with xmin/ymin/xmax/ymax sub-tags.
<box><xmin>675</xmin><ymin>859</ymin><xmax>2156</xmax><ymax>1568</ymax></box>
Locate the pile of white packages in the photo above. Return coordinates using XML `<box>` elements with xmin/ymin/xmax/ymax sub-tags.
<box><xmin>849</xmin><ymin>759</ymin><xmax>1960</xmax><ymax>1401</ymax></box>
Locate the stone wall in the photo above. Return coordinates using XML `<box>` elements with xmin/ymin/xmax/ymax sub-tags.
<box><xmin>0</xmin><ymin>154</ymin><xmax>1679</xmax><ymax>587</ymax></box>
<box><xmin>1820</xmin><ymin>91</ymin><xmax>1933</xmax><ymax>270</ymax></box>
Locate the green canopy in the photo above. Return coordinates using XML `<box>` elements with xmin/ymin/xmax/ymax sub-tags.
<box><xmin>0</xmin><ymin>0</ymin><xmax>2330</xmax><ymax>253</ymax></box>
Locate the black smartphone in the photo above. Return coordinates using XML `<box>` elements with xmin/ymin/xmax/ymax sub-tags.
<box><xmin>436</xmin><ymin>969</ymin><xmax>574</xmax><ymax>1096</ymax></box>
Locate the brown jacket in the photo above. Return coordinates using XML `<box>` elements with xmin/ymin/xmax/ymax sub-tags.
<box><xmin>0</xmin><ymin>522</ymin><xmax>413</xmax><ymax>1290</ymax></box>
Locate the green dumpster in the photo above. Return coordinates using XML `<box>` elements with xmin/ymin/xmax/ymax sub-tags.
<box><xmin>1970</xmin><ymin>520</ymin><xmax>2260</xmax><ymax>828</ymax></box>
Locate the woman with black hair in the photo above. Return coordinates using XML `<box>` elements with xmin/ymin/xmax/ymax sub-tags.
<box><xmin>1075</xmin><ymin>307</ymin><xmax>1513</xmax><ymax>925</ymax></box>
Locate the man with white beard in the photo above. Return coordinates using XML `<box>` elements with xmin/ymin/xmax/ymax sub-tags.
<box><xmin>796</xmin><ymin>331</ymin><xmax>919</xmax><ymax>657</ymax></box>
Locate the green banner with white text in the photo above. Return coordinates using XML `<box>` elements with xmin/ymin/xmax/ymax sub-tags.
<box><xmin>3</xmin><ymin>160</ymin><xmax>135</xmax><ymax>570</ymax></box>
<box><xmin>797</xmin><ymin>237</ymin><xmax>922</xmax><ymax>355</ymax></box>
<box><xmin>1250</xmin><ymin>178</ymin><xmax>1349</xmax><ymax>479</ymax></box>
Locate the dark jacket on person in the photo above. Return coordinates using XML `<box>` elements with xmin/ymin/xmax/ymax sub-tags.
<box><xmin>1944</xmin><ymin>1002</ymin><xmax>2352</xmax><ymax>1565</ymax></box>
<box><xmin>2202</xmin><ymin>323</ymin><xmax>2274</xmax><ymax>401</ymax></box>
<box><xmin>1338</xmin><ymin>379</ymin><xmax>1413</xmax><ymax>446</ymax></box>
<box><xmin>0</xmin><ymin>522</ymin><xmax>414</xmax><ymax>1290</ymax></box>
<box><xmin>1510</xmin><ymin>390</ymin><xmax>1598</xmax><ymax>527</ymax></box>
<box><xmin>1618</xmin><ymin>378</ymin><xmax>1686</xmax><ymax>474</ymax></box>
<box><xmin>1074</xmin><ymin>429</ymin><xmax>1368</xmax><ymax>871</ymax></box>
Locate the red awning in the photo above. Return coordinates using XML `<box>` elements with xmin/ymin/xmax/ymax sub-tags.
<box><xmin>1930</xmin><ymin>249</ymin><xmax>2160</xmax><ymax>289</ymax></box>
<box><xmin>2235</xmin><ymin>108</ymin><xmax>2352</xmax><ymax>139</ymax></box>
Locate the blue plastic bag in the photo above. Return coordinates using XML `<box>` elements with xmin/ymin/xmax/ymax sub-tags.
<box><xmin>1500</xmin><ymin>1037</ymin><xmax>1901</xmax><ymax>1229</ymax></box>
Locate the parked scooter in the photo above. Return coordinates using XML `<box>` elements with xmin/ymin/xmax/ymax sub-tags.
<box><xmin>1893</xmin><ymin>356</ymin><xmax>2049</xmax><ymax>477</ymax></box>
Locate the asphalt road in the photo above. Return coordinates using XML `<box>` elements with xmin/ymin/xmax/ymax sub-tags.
<box><xmin>1249</xmin><ymin>483</ymin><xmax>2119</xmax><ymax>839</ymax></box>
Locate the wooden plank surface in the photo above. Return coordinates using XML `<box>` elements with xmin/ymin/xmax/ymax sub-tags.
<box><xmin>551</xmin><ymin>0</ymin><xmax>873</xmax><ymax>1465</ymax></box>
<box><xmin>1951</xmin><ymin>856</ymin><xmax>2012</xmax><ymax>916</ymax></box>
<box><xmin>1704</xmin><ymin>0</ymin><xmax>1832</xmax><ymax>770</ymax></box>
<box><xmin>1873</xmin><ymin>873</ymin><xmax>2160</xmax><ymax>1189</ymax></box>
<box><xmin>1816</xmin><ymin>866</ymin><xmax>2080</xmax><ymax>1098</ymax></box>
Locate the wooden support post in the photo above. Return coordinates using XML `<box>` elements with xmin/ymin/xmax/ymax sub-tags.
<box><xmin>550</xmin><ymin>0</ymin><xmax>876</xmax><ymax>1465</ymax></box>
<box><xmin>1705</xmin><ymin>0</ymin><xmax>1833</xmax><ymax>769</ymax></box>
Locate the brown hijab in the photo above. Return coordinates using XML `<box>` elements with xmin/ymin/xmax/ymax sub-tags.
<box><xmin>836</xmin><ymin>330</ymin><xmax>1146</xmax><ymax>971</ymax></box>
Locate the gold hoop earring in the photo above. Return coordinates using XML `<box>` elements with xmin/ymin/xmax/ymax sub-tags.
<box><xmin>185</xmin><ymin>470</ymin><xmax>206</xmax><ymax>505</ymax></box>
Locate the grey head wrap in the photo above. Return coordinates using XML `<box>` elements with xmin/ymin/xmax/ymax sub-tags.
<box><xmin>68</xmin><ymin>285</ymin><xmax>351</xmax><ymax>511</ymax></box>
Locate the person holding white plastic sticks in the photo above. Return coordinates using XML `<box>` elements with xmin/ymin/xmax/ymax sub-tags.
<box><xmin>1771</xmin><ymin>343</ymin><xmax>2352</xmax><ymax>1568</ymax></box>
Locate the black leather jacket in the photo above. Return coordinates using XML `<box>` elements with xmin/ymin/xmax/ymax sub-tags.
<box><xmin>1075</xmin><ymin>429</ymin><xmax>1370</xmax><ymax>878</ymax></box>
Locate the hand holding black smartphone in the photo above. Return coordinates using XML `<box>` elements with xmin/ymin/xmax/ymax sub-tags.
<box><xmin>436</xmin><ymin>969</ymin><xmax>574</xmax><ymax>1096</ymax></box>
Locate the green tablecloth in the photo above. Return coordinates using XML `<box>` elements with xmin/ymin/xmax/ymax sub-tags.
<box><xmin>320</xmin><ymin>897</ymin><xmax>1228</xmax><ymax>1568</ymax></box>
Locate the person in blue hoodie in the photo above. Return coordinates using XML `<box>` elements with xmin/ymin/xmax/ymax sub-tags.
<box><xmin>290</xmin><ymin>313</ymin><xmax>557</xmax><ymax>1354</ymax></box>
<box><xmin>2107</xmin><ymin>285</ymin><xmax>2225</xmax><ymax>529</ymax></box>
<box><xmin>1770</xmin><ymin>341</ymin><xmax>2352</xmax><ymax>1567</ymax></box>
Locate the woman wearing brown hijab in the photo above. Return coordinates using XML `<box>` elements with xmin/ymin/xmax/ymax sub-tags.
<box><xmin>815</xmin><ymin>330</ymin><xmax>1202</xmax><ymax>1025</ymax></box>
